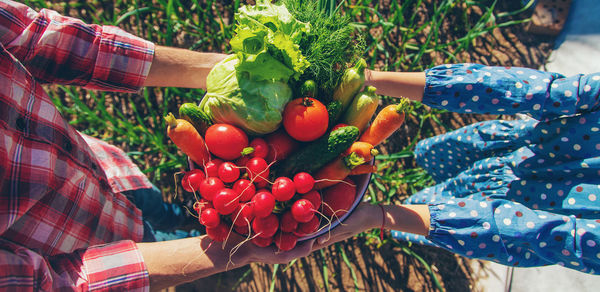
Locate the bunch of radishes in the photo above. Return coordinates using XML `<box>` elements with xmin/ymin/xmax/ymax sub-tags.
<box><xmin>180</xmin><ymin>123</ymin><xmax>358</xmax><ymax>251</ymax></box>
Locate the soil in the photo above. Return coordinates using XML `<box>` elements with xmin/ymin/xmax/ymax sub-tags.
<box><xmin>44</xmin><ymin>1</ymin><xmax>558</xmax><ymax>291</ymax></box>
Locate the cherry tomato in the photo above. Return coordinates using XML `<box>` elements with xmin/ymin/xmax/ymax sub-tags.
<box><xmin>283</xmin><ymin>97</ymin><xmax>329</xmax><ymax>142</ymax></box>
<box><xmin>205</xmin><ymin>124</ymin><xmax>248</xmax><ymax>160</ymax></box>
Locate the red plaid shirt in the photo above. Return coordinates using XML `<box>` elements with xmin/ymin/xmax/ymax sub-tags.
<box><xmin>1</xmin><ymin>1</ymin><xmax>155</xmax><ymax>290</ymax></box>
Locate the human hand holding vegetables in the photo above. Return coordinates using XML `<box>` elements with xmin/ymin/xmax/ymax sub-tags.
<box><xmin>138</xmin><ymin>234</ymin><xmax>316</xmax><ymax>291</ymax></box>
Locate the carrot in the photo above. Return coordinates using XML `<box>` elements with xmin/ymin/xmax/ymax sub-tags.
<box><xmin>349</xmin><ymin>164</ymin><xmax>377</xmax><ymax>176</ymax></box>
<box><xmin>313</xmin><ymin>152</ymin><xmax>365</xmax><ymax>190</ymax></box>
<box><xmin>165</xmin><ymin>113</ymin><xmax>210</xmax><ymax>166</ymax></box>
<box><xmin>359</xmin><ymin>98</ymin><xmax>412</xmax><ymax>146</ymax></box>
<box><xmin>343</xmin><ymin>141</ymin><xmax>379</xmax><ymax>162</ymax></box>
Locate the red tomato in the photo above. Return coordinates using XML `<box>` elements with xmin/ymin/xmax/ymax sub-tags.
<box><xmin>205</xmin><ymin>124</ymin><xmax>248</xmax><ymax>160</ymax></box>
<box><xmin>283</xmin><ymin>97</ymin><xmax>329</xmax><ymax>142</ymax></box>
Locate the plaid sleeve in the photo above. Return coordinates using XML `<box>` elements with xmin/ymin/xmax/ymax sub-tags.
<box><xmin>0</xmin><ymin>0</ymin><xmax>154</xmax><ymax>92</ymax></box>
<box><xmin>0</xmin><ymin>239</ymin><xmax>149</xmax><ymax>291</ymax></box>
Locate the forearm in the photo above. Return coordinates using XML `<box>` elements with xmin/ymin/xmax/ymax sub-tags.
<box><xmin>364</xmin><ymin>69</ymin><xmax>426</xmax><ymax>102</ymax></box>
<box><xmin>381</xmin><ymin>204</ymin><xmax>430</xmax><ymax>236</ymax></box>
<box><xmin>144</xmin><ymin>46</ymin><xmax>228</xmax><ymax>89</ymax></box>
<box><xmin>137</xmin><ymin>236</ymin><xmax>250</xmax><ymax>291</ymax></box>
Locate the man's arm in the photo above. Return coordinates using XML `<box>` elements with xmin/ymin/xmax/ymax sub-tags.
<box><xmin>143</xmin><ymin>46</ymin><xmax>228</xmax><ymax>89</ymax></box>
<box><xmin>137</xmin><ymin>235</ymin><xmax>315</xmax><ymax>291</ymax></box>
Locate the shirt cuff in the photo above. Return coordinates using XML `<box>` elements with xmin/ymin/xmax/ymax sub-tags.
<box><xmin>82</xmin><ymin>240</ymin><xmax>149</xmax><ymax>291</ymax></box>
<box><xmin>88</xmin><ymin>25</ymin><xmax>155</xmax><ymax>93</ymax></box>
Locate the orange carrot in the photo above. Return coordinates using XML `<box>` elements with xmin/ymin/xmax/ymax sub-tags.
<box><xmin>165</xmin><ymin>113</ymin><xmax>210</xmax><ymax>166</ymax></box>
<box><xmin>313</xmin><ymin>156</ymin><xmax>351</xmax><ymax>190</ymax></box>
<box><xmin>343</xmin><ymin>141</ymin><xmax>379</xmax><ymax>162</ymax></box>
<box><xmin>359</xmin><ymin>98</ymin><xmax>412</xmax><ymax>146</ymax></box>
<box><xmin>313</xmin><ymin>152</ymin><xmax>366</xmax><ymax>190</ymax></box>
<box><xmin>349</xmin><ymin>164</ymin><xmax>377</xmax><ymax>176</ymax></box>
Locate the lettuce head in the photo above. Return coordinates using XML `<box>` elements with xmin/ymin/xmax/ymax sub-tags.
<box><xmin>200</xmin><ymin>55</ymin><xmax>292</xmax><ymax>135</ymax></box>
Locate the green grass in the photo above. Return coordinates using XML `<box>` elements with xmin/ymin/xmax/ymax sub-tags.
<box><xmin>25</xmin><ymin>0</ymin><xmax>537</xmax><ymax>290</ymax></box>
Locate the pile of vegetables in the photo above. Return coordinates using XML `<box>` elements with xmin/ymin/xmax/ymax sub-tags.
<box><xmin>166</xmin><ymin>0</ymin><xmax>412</xmax><ymax>251</ymax></box>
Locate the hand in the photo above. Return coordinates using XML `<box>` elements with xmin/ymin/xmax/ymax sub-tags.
<box><xmin>312</xmin><ymin>202</ymin><xmax>381</xmax><ymax>250</ymax></box>
<box><xmin>229</xmin><ymin>234</ymin><xmax>316</xmax><ymax>266</ymax></box>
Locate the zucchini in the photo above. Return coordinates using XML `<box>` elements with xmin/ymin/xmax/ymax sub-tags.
<box><xmin>271</xmin><ymin>125</ymin><xmax>359</xmax><ymax>177</ymax></box>
<box><xmin>178</xmin><ymin>103</ymin><xmax>212</xmax><ymax>135</ymax></box>
<box><xmin>333</xmin><ymin>58</ymin><xmax>366</xmax><ymax>112</ymax></box>
<box><xmin>342</xmin><ymin>86</ymin><xmax>379</xmax><ymax>133</ymax></box>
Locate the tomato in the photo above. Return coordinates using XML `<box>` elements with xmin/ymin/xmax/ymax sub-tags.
<box><xmin>283</xmin><ymin>97</ymin><xmax>329</xmax><ymax>142</ymax></box>
<box><xmin>265</xmin><ymin>129</ymin><xmax>298</xmax><ymax>163</ymax></box>
<box><xmin>205</xmin><ymin>124</ymin><xmax>249</xmax><ymax>160</ymax></box>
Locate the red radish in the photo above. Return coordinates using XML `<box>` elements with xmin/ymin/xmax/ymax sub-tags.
<box><xmin>271</xmin><ymin>177</ymin><xmax>296</xmax><ymax>201</ymax></box>
<box><xmin>232</xmin><ymin>179</ymin><xmax>256</xmax><ymax>201</ymax></box>
<box><xmin>302</xmin><ymin>190</ymin><xmax>322</xmax><ymax>212</ymax></box>
<box><xmin>275</xmin><ymin>232</ymin><xmax>298</xmax><ymax>251</ymax></box>
<box><xmin>234</xmin><ymin>223</ymin><xmax>250</xmax><ymax>235</ymax></box>
<box><xmin>246</xmin><ymin>157</ymin><xmax>270</xmax><ymax>187</ymax></box>
<box><xmin>293</xmin><ymin>172</ymin><xmax>314</xmax><ymax>194</ymax></box>
<box><xmin>231</xmin><ymin>203</ymin><xmax>255</xmax><ymax>226</ymax></box>
<box><xmin>251</xmin><ymin>191</ymin><xmax>276</xmax><ymax>218</ymax></box>
<box><xmin>200</xmin><ymin>208</ymin><xmax>221</xmax><ymax>228</ymax></box>
<box><xmin>194</xmin><ymin>199</ymin><xmax>213</xmax><ymax>216</ymax></box>
<box><xmin>252</xmin><ymin>236</ymin><xmax>273</xmax><ymax>247</ymax></box>
<box><xmin>265</xmin><ymin>129</ymin><xmax>298</xmax><ymax>163</ymax></box>
<box><xmin>199</xmin><ymin>177</ymin><xmax>225</xmax><ymax>201</ymax></box>
<box><xmin>235</xmin><ymin>155</ymin><xmax>251</xmax><ymax>169</ymax></box>
<box><xmin>248</xmin><ymin>137</ymin><xmax>269</xmax><ymax>158</ymax></box>
<box><xmin>291</xmin><ymin>199</ymin><xmax>315</xmax><ymax>223</ymax></box>
<box><xmin>280</xmin><ymin>211</ymin><xmax>298</xmax><ymax>233</ymax></box>
<box><xmin>283</xmin><ymin>97</ymin><xmax>329</xmax><ymax>142</ymax></box>
<box><xmin>218</xmin><ymin>162</ymin><xmax>240</xmax><ymax>183</ymax></box>
<box><xmin>205</xmin><ymin>124</ymin><xmax>248</xmax><ymax>160</ymax></box>
<box><xmin>212</xmin><ymin>188</ymin><xmax>240</xmax><ymax>215</ymax></box>
<box><xmin>206</xmin><ymin>222</ymin><xmax>229</xmax><ymax>242</ymax></box>
<box><xmin>203</xmin><ymin>159</ymin><xmax>223</xmax><ymax>177</ymax></box>
<box><xmin>295</xmin><ymin>216</ymin><xmax>319</xmax><ymax>236</ymax></box>
<box><xmin>252</xmin><ymin>213</ymin><xmax>279</xmax><ymax>238</ymax></box>
<box><xmin>182</xmin><ymin>169</ymin><xmax>205</xmax><ymax>192</ymax></box>
<box><xmin>322</xmin><ymin>178</ymin><xmax>357</xmax><ymax>217</ymax></box>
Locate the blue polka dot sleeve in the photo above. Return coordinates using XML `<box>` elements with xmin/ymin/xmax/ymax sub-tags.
<box><xmin>428</xmin><ymin>199</ymin><xmax>600</xmax><ymax>271</ymax></box>
<box><xmin>423</xmin><ymin>64</ymin><xmax>600</xmax><ymax>120</ymax></box>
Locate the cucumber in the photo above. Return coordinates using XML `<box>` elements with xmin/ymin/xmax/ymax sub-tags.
<box><xmin>342</xmin><ymin>86</ymin><xmax>379</xmax><ymax>133</ymax></box>
<box><xmin>271</xmin><ymin>126</ymin><xmax>359</xmax><ymax>177</ymax></box>
<box><xmin>326</xmin><ymin>100</ymin><xmax>342</xmax><ymax>128</ymax></box>
<box><xmin>178</xmin><ymin>103</ymin><xmax>212</xmax><ymax>135</ymax></box>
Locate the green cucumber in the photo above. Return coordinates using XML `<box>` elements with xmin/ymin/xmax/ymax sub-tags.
<box><xmin>326</xmin><ymin>100</ymin><xmax>343</xmax><ymax>128</ymax></box>
<box><xmin>271</xmin><ymin>125</ymin><xmax>359</xmax><ymax>177</ymax></box>
<box><xmin>178</xmin><ymin>103</ymin><xmax>212</xmax><ymax>135</ymax></box>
